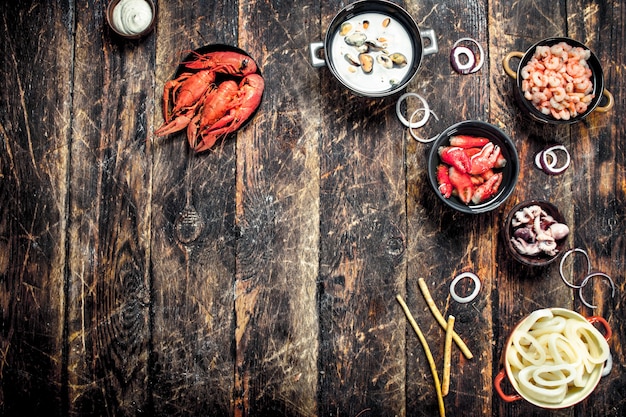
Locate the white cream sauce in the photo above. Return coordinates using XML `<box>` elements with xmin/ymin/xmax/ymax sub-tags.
<box><xmin>112</xmin><ymin>0</ymin><xmax>153</xmax><ymax>35</ymax></box>
<box><xmin>330</xmin><ymin>12</ymin><xmax>415</xmax><ymax>94</ymax></box>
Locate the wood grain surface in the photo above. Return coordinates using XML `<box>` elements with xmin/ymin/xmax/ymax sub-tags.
<box><xmin>1</xmin><ymin>1</ymin><xmax>624</xmax><ymax>416</ymax></box>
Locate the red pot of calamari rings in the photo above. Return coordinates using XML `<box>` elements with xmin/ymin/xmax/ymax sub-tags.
<box><xmin>495</xmin><ymin>308</ymin><xmax>611</xmax><ymax>409</ymax></box>
<box><xmin>502</xmin><ymin>37</ymin><xmax>614</xmax><ymax>124</ymax></box>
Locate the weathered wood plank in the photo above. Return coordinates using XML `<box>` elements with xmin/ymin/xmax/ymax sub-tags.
<box><xmin>149</xmin><ymin>1</ymin><xmax>239</xmax><ymax>416</ymax></box>
<box><xmin>315</xmin><ymin>1</ymin><xmax>408</xmax><ymax>414</ymax></box>
<box><xmin>403</xmin><ymin>1</ymin><xmax>494</xmax><ymax>416</ymax></box>
<box><xmin>233</xmin><ymin>1</ymin><xmax>321</xmax><ymax>416</ymax></box>
<box><xmin>0</xmin><ymin>1</ymin><xmax>72</xmax><ymax>415</ymax></box>
<box><xmin>65</xmin><ymin>0</ymin><xmax>153</xmax><ymax>415</ymax></box>
<box><xmin>489</xmin><ymin>0</ymin><xmax>586</xmax><ymax>416</ymax></box>
<box><xmin>0</xmin><ymin>1</ymin><xmax>624</xmax><ymax>416</ymax></box>
<box><xmin>567</xmin><ymin>1</ymin><xmax>625</xmax><ymax>416</ymax></box>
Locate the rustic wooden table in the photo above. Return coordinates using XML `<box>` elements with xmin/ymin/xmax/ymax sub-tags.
<box><xmin>1</xmin><ymin>0</ymin><xmax>624</xmax><ymax>416</ymax></box>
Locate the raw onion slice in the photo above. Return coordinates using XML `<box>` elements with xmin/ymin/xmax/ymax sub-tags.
<box><xmin>539</xmin><ymin>145</ymin><xmax>570</xmax><ymax>175</ymax></box>
<box><xmin>534</xmin><ymin>149</ymin><xmax>557</xmax><ymax>170</ymax></box>
<box><xmin>449</xmin><ymin>272</ymin><xmax>481</xmax><ymax>303</ymax></box>
<box><xmin>559</xmin><ymin>248</ymin><xmax>592</xmax><ymax>289</ymax></box>
<box><xmin>396</xmin><ymin>92</ymin><xmax>430</xmax><ymax>128</ymax></box>
<box><xmin>578</xmin><ymin>272</ymin><xmax>616</xmax><ymax>309</ymax></box>
<box><xmin>409</xmin><ymin>108</ymin><xmax>439</xmax><ymax>143</ymax></box>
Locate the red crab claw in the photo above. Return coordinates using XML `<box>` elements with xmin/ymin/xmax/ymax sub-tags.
<box><xmin>436</xmin><ymin>164</ymin><xmax>453</xmax><ymax>198</ymax></box>
<box><xmin>448</xmin><ymin>166</ymin><xmax>475</xmax><ymax>204</ymax></box>
<box><xmin>439</xmin><ymin>146</ymin><xmax>471</xmax><ymax>173</ymax></box>
<box><xmin>449</xmin><ymin>135</ymin><xmax>490</xmax><ymax>148</ymax></box>
<box><xmin>471</xmin><ymin>172</ymin><xmax>503</xmax><ymax>204</ymax></box>
<box><xmin>469</xmin><ymin>142</ymin><xmax>502</xmax><ymax>175</ymax></box>
<box><xmin>182</xmin><ymin>50</ymin><xmax>258</xmax><ymax>77</ymax></box>
<box><xmin>463</xmin><ymin>147</ymin><xmax>481</xmax><ymax>157</ymax></box>
<box><xmin>194</xmin><ymin>73</ymin><xmax>265</xmax><ymax>152</ymax></box>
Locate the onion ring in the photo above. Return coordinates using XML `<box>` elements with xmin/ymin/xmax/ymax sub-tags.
<box><xmin>396</xmin><ymin>92</ymin><xmax>430</xmax><ymax>128</ymax></box>
<box><xmin>559</xmin><ymin>248</ymin><xmax>592</xmax><ymax>289</ymax></box>
<box><xmin>451</xmin><ymin>37</ymin><xmax>484</xmax><ymax>74</ymax></box>
<box><xmin>449</xmin><ymin>272</ymin><xmax>481</xmax><ymax>303</ymax></box>
<box><xmin>409</xmin><ymin>108</ymin><xmax>439</xmax><ymax>143</ymax></box>
<box><xmin>540</xmin><ymin>145</ymin><xmax>570</xmax><ymax>175</ymax></box>
<box><xmin>534</xmin><ymin>149</ymin><xmax>557</xmax><ymax>170</ymax></box>
<box><xmin>578</xmin><ymin>272</ymin><xmax>616</xmax><ymax>309</ymax></box>
<box><xmin>450</xmin><ymin>46</ymin><xmax>476</xmax><ymax>74</ymax></box>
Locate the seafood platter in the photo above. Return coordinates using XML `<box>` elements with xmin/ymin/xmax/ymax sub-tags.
<box><xmin>155</xmin><ymin>44</ymin><xmax>264</xmax><ymax>152</ymax></box>
<box><xmin>503</xmin><ymin>37</ymin><xmax>614</xmax><ymax>124</ymax></box>
<box><xmin>495</xmin><ymin>308</ymin><xmax>611</xmax><ymax>408</ymax></box>
<box><xmin>309</xmin><ymin>0</ymin><xmax>438</xmax><ymax>97</ymax></box>
<box><xmin>503</xmin><ymin>200</ymin><xmax>569</xmax><ymax>267</ymax></box>
<box><xmin>426</xmin><ymin>121</ymin><xmax>519</xmax><ymax>214</ymax></box>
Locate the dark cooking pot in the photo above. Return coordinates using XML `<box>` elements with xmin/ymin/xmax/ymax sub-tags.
<box><xmin>309</xmin><ymin>0</ymin><xmax>438</xmax><ymax>97</ymax></box>
<box><xmin>502</xmin><ymin>37</ymin><xmax>614</xmax><ymax>124</ymax></box>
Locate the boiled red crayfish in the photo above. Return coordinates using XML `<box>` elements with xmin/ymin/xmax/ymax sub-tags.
<box><xmin>436</xmin><ymin>135</ymin><xmax>507</xmax><ymax>205</ymax></box>
<box><xmin>155</xmin><ymin>50</ymin><xmax>264</xmax><ymax>152</ymax></box>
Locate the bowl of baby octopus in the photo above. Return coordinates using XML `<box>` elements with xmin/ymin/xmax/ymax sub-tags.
<box><xmin>502</xmin><ymin>37</ymin><xmax>614</xmax><ymax>124</ymax></box>
<box><xmin>503</xmin><ymin>200</ymin><xmax>570</xmax><ymax>266</ymax></box>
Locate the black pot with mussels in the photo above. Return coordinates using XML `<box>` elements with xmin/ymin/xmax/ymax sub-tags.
<box><xmin>309</xmin><ymin>0</ymin><xmax>438</xmax><ymax>97</ymax></box>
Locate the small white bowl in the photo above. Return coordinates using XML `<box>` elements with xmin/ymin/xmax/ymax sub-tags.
<box><xmin>106</xmin><ymin>0</ymin><xmax>155</xmax><ymax>40</ymax></box>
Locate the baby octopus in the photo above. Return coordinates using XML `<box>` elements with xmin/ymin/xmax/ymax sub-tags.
<box><xmin>520</xmin><ymin>42</ymin><xmax>594</xmax><ymax>120</ymax></box>
<box><xmin>510</xmin><ymin>205</ymin><xmax>570</xmax><ymax>257</ymax></box>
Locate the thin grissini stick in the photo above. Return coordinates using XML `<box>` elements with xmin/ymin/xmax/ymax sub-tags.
<box><xmin>418</xmin><ymin>278</ymin><xmax>473</xmax><ymax>359</ymax></box>
<box><xmin>397</xmin><ymin>295</ymin><xmax>446</xmax><ymax>417</ymax></box>
<box><xmin>442</xmin><ymin>315</ymin><xmax>455</xmax><ymax>397</ymax></box>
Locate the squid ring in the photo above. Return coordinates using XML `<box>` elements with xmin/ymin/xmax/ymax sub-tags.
<box><xmin>409</xmin><ymin>107</ymin><xmax>439</xmax><ymax>143</ymax></box>
<box><xmin>578</xmin><ymin>272</ymin><xmax>616</xmax><ymax>309</ymax></box>
<box><xmin>559</xmin><ymin>248</ymin><xmax>592</xmax><ymax>289</ymax></box>
<box><xmin>396</xmin><ymin>92</ymin><xmax>430</xmax><ymax>128</ymax></box>
<box><xmin>451</xmin><ymin>37</ymin><xmax>484</xmax><ymax>74</ymax></box>
<box><xmin>450</xmin><ymin>272</ymin><xmax>481</xmax><ymax>303</ymax></box>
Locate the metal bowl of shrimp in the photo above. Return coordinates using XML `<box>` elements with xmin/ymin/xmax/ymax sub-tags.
<box><xmin>426</xmin><ymin>120</ymin><xmax>519</xmax><ymax>214</ymax></box>
<box><xmin>502</xmin><ymin>37</ymin><xmax>614</xmax><ymax>124</ymax></box>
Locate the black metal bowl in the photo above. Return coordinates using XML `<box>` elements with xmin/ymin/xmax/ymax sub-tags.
<box><xmin>502</xmin><ymin>37</ymin><xmax>613</xmax><ymax>124</ymax></box>
<box><xmin>502</xmin><ymin>199</ymin><xmax>568</xmax><ymax>266</ymax></box>
<box><xmin>427</xmin><ymin>120</ymin><xmax>519</xmax><ymax>214</ymax></box>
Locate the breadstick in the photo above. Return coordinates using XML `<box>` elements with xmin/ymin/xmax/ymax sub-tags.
<box><xmin>418</xmin><ymin>278</ymin><xmax>473</xmax><ymax>359</ymax></box>
<box><xmin>397</xmin><ymin>295</ymin><xmax>446</xmax><ymax>417</ymax></box>
<box><xmin>442</xmin><ymin>315</ymin><xmax>455</xmax><ymax>396</ymax></box>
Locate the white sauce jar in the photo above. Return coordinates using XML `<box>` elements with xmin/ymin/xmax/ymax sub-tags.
<box><xmin>107</xmin><ymin>0</ymin><xmax>155</xmax><ymax>38</ymax></box>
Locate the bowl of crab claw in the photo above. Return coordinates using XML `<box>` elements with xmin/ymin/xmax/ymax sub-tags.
<box><xmin>502</xmin><ymin>37</ymin><xmax>614</xmax><ymax>124</ymax></box>
<box><xmin>494</xmin><ymin>307</ymin><xmax>611</xmax><ymax>409</ymax></box>
<box><xmin>503</xmin><ymin>200</ymin><xmax>570</xmax><ymax>266</ymax></box>
<box><xmin>427</xmin><ymin>120</ymin><xmax>519</xmax><ymax>214</ymax></box>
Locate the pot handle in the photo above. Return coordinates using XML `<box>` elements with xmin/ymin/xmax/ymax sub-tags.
<box><xmin>587</xmin><ymin>316</ymin><xmax>612</xmax><ymax>341</ymax></box>
<box><xmin>420</xmin><ymin>28</ymin><xmax>438</xmax><ymax>56</ymax></box>
<box><xmin>594</xmin><ymin>89</ymin><xmax>615</xmax><ymax>113</ymax></box>
<box><xmin>494</xmin><ymin>368</ymin><xmax>522</xmax><ymax>403</ymax></box>
<box><xmin>502</xmin><ymin>51</ymin><xmax>524</xmax><ymax>80</ymax></box>
<box><xmin>309</xmin><ymin>41</ymin><xmax>326</xmax><ymax>68</ymax></box>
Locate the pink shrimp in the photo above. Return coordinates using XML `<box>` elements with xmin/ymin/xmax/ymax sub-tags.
<box><xmin>521</xmin><ymin>42</ymin><xmax>595</xmax><ymax>120</ymax></box>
